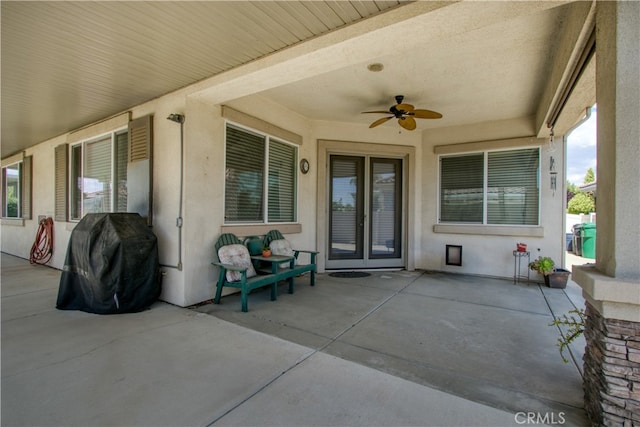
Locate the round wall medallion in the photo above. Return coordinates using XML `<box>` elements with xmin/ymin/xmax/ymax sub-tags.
<box><xmin>300</xmin><ymin>158</ymin><xmax>310</xmax><ymax>174</ymax></box>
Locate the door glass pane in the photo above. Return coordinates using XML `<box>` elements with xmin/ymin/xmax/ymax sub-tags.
<box><xmin>370</xmin><ymin>159</ymin><xmax>401</xmax><ymax>258</ymax></box>
<box><xmin>330</xmin><ymin>156</ymin><xmax>363</xmax><ymax>259</ymax></box>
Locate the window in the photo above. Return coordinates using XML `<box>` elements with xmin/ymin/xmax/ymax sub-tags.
<box><xmin>2</xmin><ymin>162</ymin><xmax>21</xmax><ymax>218</ymax></box>
<box><xmin>439</xmin><ymin>148</ymin><xmax>539</xmax><ymax>225</ymax></box>
<box><xmin>69</xmin><ymin>130</ymin><xmax>128</xmax><ymax>220</ymax></box>
<box><xmin>225</xmin><ymin>124</ymin><xmax>297</xmax><ymax>224</ymax></box>
<box><xmin>2</xmin><ymin>156</ymin><xmax>31</xmax><ymax>219</ymax></box>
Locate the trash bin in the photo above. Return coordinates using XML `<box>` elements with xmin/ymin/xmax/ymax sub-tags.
<box><xmin>572</xmin><ymin>224</ymin><xmax>583</xmax><ymax>256</ymax></box>
<box><xmin>581</xmin><ymin>222</ymin><xmax>596</xmax><ymax>259</ymax></box>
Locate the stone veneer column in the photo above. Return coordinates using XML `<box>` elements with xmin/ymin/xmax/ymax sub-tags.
<box><xmin>572</xmin><ymin>1</ymin><xmax>640</xmax><ymax>425</ymax></box>
<box><xmin>582</xmin><ymin>302</ymin><xmax>640</xmax><ymax>425</ymax></box>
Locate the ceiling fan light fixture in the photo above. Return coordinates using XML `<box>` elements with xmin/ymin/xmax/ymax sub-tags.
<box><xmin>367</xmin><ymin>63</ymin><xmax>384</xmax><ymax>72</ymax></box>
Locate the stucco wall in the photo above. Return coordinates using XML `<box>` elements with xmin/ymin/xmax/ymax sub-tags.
<box><xmin>2</xmin><ymin>89</ymin><xmax>567</xmax><ymax>307</ymax></box>
<box><xmin>421</xmin><ymin>117</ymin><xmax>566</xmax><ymax>279</ymax></box>
<box><xmin>1</xmin><ymin>135</ymin><xmax>69</xmax><ymax>267</ymax></box>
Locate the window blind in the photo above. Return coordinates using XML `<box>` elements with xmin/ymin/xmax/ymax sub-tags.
<box><xmin>440</xmin><ymin>154</ymin><xmax>484</xmax><ymax>223</ymax></box>
<box><xmin>21</xmin><ymin>156</ymin><xmax>32</xmax><ymax>219</ymax></box>
<box><xmin>487</xmin><ymin>149</ymin><xmax>539</xmax><ymax>225</ymax></box>
<box><xmin>54</xmin><ymin>144</ymin><xmax>68</xmax><ymax>222</ymax></box>
<box><xmin>115</xmin><ymin>131</ymin><xmax>128</xmax><ymax>212</ymax></box>
<box><xmin>225</xmin><ymin>126</ymin><xmax>265</xmax><ymax>223</ymax></box>
<box><xmin>84</xmin><ymin>137</ymin><xmax>112</xmax><ymax>214</ymax></box>
<box><xmin>70</xmin><ymin>145</ymin><xmax>82</xmax><ymax>220</ymax></box>
<box><xmin>268</xmin><ymin>140</ymin><xmax>296</xmax><ymax>222</ymax></box>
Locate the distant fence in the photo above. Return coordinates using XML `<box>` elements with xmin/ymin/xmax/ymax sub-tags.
<box><xmin>566</xmin><ymin>213</ymin><xmax>596</xmax><ymax>233</ymax></box>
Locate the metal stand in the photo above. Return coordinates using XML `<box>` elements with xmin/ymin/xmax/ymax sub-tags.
<box><xmin>513</xmin><ymin>251</ymin><xmax>530</xmax><ymax>284</ymax></box>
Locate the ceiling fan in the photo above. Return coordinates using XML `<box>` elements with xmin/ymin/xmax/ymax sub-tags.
<box><xmin>362</xmin><ymin>95</ymin><xmax>442</xmax><ymax>130</ymax></box>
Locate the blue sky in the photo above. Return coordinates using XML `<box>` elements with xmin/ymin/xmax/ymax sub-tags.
<box><xmin>565</xmin><ymin>106</ymin><xmax>597</xmax><ymax>186</ymax></box>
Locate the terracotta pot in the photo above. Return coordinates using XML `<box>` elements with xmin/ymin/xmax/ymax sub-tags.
<box><xmin>262</xmin><ymin>249</ymin><xmax>271</xmax><ymax>257</ymax></box>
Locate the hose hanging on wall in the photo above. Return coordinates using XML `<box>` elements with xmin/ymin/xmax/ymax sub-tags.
<box><xmin>30</xmin><ymin>217</ymin><xmax>54</xmax><ymax>265</ymax></box>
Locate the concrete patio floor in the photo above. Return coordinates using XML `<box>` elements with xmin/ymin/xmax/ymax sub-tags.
<box><xmin>1</xmin><ymin>252</ymin><xmax>588</xmax><ymax>426</ymax></box>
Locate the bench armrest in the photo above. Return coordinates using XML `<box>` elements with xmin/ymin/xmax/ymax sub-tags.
<box><xmin>293</xmin><ymin>249</ymin><xmax>319</xmax><ymax>255</ymax></box>
<box><xmin>211</xmin><ymin>261</ymin><xmax>249</xmax><ymax>273</ymax></box>
<box><xmin>293</xmin><ymin>249</ymin><xmax>318</xmax><ymax>264</ymax></box>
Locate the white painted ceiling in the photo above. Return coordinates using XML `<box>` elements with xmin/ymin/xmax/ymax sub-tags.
<box><xmin>1</xmin><ymin>1</ymin><xmax>589</xmax><ymax>158</ymax></box>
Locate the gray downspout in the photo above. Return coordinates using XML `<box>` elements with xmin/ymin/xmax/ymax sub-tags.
<box><xmin>162</xmin><ymin>113</ymin><xmax>185</xmax><ymax>271</ymax></box>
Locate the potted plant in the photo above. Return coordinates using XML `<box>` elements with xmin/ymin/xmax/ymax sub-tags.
<box><xmin>528</xmin><ymin>256</ymin><xmax>570</xmax><ymax>288</ymax></box>
<box><xmin>262</xmin><ymin>246</ymin><xmax>271</xmax><ymax>257</ymax></box>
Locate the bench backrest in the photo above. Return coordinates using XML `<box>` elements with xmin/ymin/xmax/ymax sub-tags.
<box><xmin>214</xmin><ymin>233</ymin><xmax>242</xmax><ymax>253</ymax></box>
<box><xmin>263</xmin><ymin>229</ymin><xmax>286</xmax><ymax>247</ymax></box>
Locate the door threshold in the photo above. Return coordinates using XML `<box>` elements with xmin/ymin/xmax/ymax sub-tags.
<box><xmin>324</xmin><ymin>267</ymin><xmax>404</xmax><ymax>272</ymax></box>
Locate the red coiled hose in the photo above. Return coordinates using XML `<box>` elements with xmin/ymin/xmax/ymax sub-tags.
<box><xmin>30</xmin><ymin>217</ymin><xmax>54</xmax><ymax>265</ymax></box>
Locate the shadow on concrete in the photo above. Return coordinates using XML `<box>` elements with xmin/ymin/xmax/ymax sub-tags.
<box><xmin>196</xmin><ymin>269</ymin><xmax>588</xmax><ymax>426</ymax></box>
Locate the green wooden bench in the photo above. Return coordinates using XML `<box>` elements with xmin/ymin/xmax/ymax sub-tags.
<box><xmin>212</xmin><ymin>233</ymin><xmax>281</xmax><ymax>312</ymax></box>
<box><xmin>212</xmin><ymin>231</ymin><xmax>318</xmax><ymax>312</ymax></box>
<box><xmin>262</xmin><ymin>230</ymin><xmax>318</xmax><ymax>289</ymax></box>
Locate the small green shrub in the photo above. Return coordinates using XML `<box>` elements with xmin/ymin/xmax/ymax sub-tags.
<box><xmin>529</xmin><ymin>256</ymin><xmax>555</xmax><ymax>276</ymax></box>
<box><xmin>549</xmin><ymin>308</ymin><xmax>585</xmax><ymax>363</ymax></box>
<box><xmin>6</xmin><ymin>197</ymin><xmax>18</xmax><ymax>217</ymax></box>
<box><xmin>567</xmin><ymin>192</ymin><xmax>595</xmax><ymax>214</ymax></box>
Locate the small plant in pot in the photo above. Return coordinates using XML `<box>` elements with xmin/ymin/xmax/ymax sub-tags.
<box><xmin>262</xmin><ymin>246</ymin><xmax>271</xmax><ymax>257</ymax></box>
<box><xmin>528</xmin><ymin>256</ymin><xmax>570</xmax><ymax>288</ymax></box>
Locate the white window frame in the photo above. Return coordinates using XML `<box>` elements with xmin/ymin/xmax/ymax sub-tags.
<box><xmin>69</xmin><ymin>128</ymin><xmax>128</xmax><ymax>221</ymax></box>
<box><xmin>224</xmin><ymin>122</ymin><xmax>298</xmax><ymax>225</ymax></box>
<box><xmin>438</xmin><ymin>147</ymin><xmax>541</xmax><ymax>226</ymax></box>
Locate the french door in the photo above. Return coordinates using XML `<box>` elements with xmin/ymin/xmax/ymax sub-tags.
<box><xmin>327</xmin><ymin>155</ymin><xmax>404</xmax><ymax>269</ymax></box>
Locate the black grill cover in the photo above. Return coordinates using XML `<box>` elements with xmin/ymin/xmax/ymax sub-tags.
<box><xmin>56</xmin><ymin>213</ymin><xmax>161</xmax><ymax>314</ymax></box>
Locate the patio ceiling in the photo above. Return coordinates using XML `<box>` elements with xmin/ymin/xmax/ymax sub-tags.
<box><xmin>1</xmin><ymin>1</ymin><xmax>593</xmax><ymax>158</ymax></box>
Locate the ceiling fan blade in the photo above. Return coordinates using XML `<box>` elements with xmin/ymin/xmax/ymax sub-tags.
<box><xmin>362</xmin><ymin>110</ymin><xmax>393</xmax><ymax>114</ymax></box>
<box><xmin>398</xmin><ymin>116</ymin><xmax>416</xmax><ymax>130</ymax></box>
<box><xmin>369</xmin><ymin>117</ymin><xmax>393</xmax><ymax>128</ymax></box>
<box><xmin>396</xmin><ymin>103</ymin><xmax>414</xmax><ymax>112</ymax></box>
<box><xmin>411</xmin><ymin>109</ymin><xmax>443</xmax><ymax>119</ymax></box>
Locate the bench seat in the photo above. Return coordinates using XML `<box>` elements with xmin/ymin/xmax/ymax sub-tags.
<box><xmin>212</xmin><ymin>231</ymin><xmax>318</xmax><ymax>312</ymax></box>
<box><xmin>212</xmin><ymin>260</ymin><xmax>278</xmax><ymax>312</ymax></box>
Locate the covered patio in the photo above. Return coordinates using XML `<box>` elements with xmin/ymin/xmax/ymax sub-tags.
<box><xmin>2</xmin><ymin>253</ymin><xmax>588</xmax><ymax>425</ymax></box>
<box><xmin>196</xmin><ymin>268</ymin><xmax>587</xmax><ymax>424</ymax></box>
